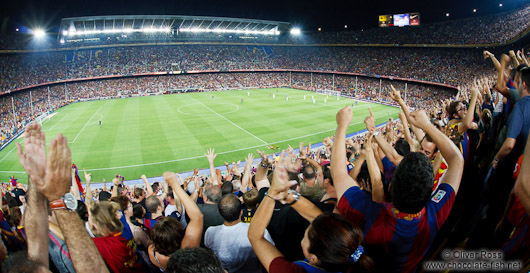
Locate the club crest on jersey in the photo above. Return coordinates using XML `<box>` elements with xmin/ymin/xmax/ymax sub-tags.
<box><xmin>432</xmin><ymin>189</ymin><xmax>446</xmax><ymax>203</ymax></box>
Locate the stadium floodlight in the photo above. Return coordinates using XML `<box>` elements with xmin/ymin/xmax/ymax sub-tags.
<box><xmin>344</xmin><ymin>25</ymin><xmax>348</xmax><ymax>29</ymax></box>
<box><xmin>32</xmin><ymin>29</ymin><xmax>46</xmax><ymax>38</ymax></box>
<box><xmin>290</xmin><ymin>27</ymin><xmax>301</xmax><ymax>35</ymax></box>
<box><xmin>60</xmin><ymin>39</ymin><xmax>65</xmax><ymax>44</ymax></box>
<box><xmin>16</xmin><ymin>28</ymin><xmax>19</xmax><ymax>32</ymax></box>
<box><xmin>473</xmin><ymin>9</ymin><xmax>477</xmax><ymax>12</ymax></box>
<box><xmin>446</xmin><ymin>13</ymin><xmax>450</xmax><ymax>17</ymax></box>
<box><xmin>499</xmin><ymin>3</ymin><xmax>503</xmax><ymax>7</ymax></box>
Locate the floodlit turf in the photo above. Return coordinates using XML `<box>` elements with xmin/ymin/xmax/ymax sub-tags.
<box><xmin>0</xmin><ymin>88</ymin><xmax>399</xmax><ymax>182</ymax></box>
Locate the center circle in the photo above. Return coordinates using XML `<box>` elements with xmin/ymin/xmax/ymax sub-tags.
<box><xmin>178</xmin><ymin>102</ymin><xmax>240</xmax><ymax>116</ymax></box>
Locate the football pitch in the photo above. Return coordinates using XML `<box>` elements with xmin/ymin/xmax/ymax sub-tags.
<box><xmin>0</xmin><ymin>88</ymin><xmax>399</xmax><ymax>182</ymax></box>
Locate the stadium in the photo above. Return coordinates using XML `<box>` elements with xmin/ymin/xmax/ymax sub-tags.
<box><xmin>0</xmin><ymin>0</ymin><xmax>530</xmax><ymax>272</ymax></box>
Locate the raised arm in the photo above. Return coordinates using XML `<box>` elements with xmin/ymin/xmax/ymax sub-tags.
<box><xmin>365</xmin><ymin>107</ymin><xmax>403</xmax><ymax>165</ymax></box>
<box><xmin>164</xmin><ymin>172</ymin><xmax>203</xmax><ymax>248</ymax></box>
<box><xmin>458</xmin><ymin>86</ymin><xmax>479</xmax><ymax>134</ymax></box>
<box><xmin>409</xmin><ymin>110</ymin><xmax>464</xmax><ymax>193</ymax></box>
<box><xmin>509</xmin><ymin>50</ymin><xmax>520</xmax><ymax>67</ymax></box>
<box><xmin>83</xmin><ymin>169</ymin><xmax>94</xmax><ymax>209</ymax></box>
<box><xmin>484</xmin><ymin>50</ymin><xmax>501</xmax><ymax>70</ymax></box>
<box><xmin>35</xmin><ymin>132</ymin><xmax>108</xmax><ymax>272</ymax></box>
<box><xmin>269</xmin><ymin>152</ymin><xmax>323</xmax><ymax>222</ymax></box>
<box><xmin>496</xmin><ymin>54</ymin><xmax>513</xmax><ymax>98</ymax></box>
<box><xmin>350</xmin><ymin>149</ymin><xmax>366</xmax><ymax>181</ymax></box>
<box><xmin>16</xmin><ymin>123</ymin><xmax>49</xmax><ymax>267</ymax></box>
<box><xmin>241</xmin><ymin>153</ymin><xmax>255</xmax><ymax>193</ymax></box>
<box><xmin>299</xmin><ymin>142</ymin><xmax>323</xmax><ymax>179</ymax></box>
<box><xmin>141</xmin><ymin>174</ymin><xmax>154</xmax><ymax>196</ymax></box>
<box><xmin>205</xmin><ymin>148</ymin><xmax>218</xmax><ymax>185</ymax></box>
<box><xmin>331</xmin><ymin>106</ymin><xmax>360</xmax><ymax>201</ymax></box>
<box><xmin>255</xmin><ymin>150</ymin><xmax>272</xmax><ymax>190</ymax></box>
<box><xmin>390</xmin><ymin>85</ymin><xmax>425</xmax><ymax>141</ymax></box>
<box><xmin>364</xmin><ymin>133</ymin><xmax>384</xmax><ymax>203</ymax></box>
<box><xmin>248</xmin><ymin>195</ymin><xmax>283</xmax><ymax>272</ymax></box>
<box><xmin>111</xmin><ymin>177</ymin><xmax>120</xmax><ymax>198</ymax></box>
<box><xmin>399</xmin><ymin>110</ymin><xmax>414</xmax><ymax>150</ymax></box>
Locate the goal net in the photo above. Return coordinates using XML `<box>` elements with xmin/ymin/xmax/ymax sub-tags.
<box><xmin>321</xmin><ymin>90</ymin><xmax>341</xmax><ymax>100</ymax></box>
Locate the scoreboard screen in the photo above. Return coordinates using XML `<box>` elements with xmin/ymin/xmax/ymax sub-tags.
<box><xmin>379</xmin><ymin>13</ymin><xmax>420</xmax><ymax>27</ymax></box>
<box><xmin>394</xmin><ymin>14</ymin><xmax>409</xmax><ymax>27</ymax></box>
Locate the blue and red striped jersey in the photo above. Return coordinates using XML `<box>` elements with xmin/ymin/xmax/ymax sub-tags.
<box><xmin>338</xmin><ymin>183</ymin><xmax>455</xmax><ymax>273</ymax></box>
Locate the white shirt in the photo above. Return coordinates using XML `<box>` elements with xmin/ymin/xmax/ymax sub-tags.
<box><xmin>165</xmin><ymin>204</ymin><xmax>188</xmax><ymax>229</ymax></box>
<box><xmin>493</xmin><ymin>91</ymin><xmax>504</xmax><ymax>113</ymax></box>
<box><xmin>165</xmin><ymin>204</ymin><xmax>177</xmax><ymax>217</ymax></box>
<box><xmin>205</xmin><ymin>222</ymin><xmax>274</xmax><ymax>273</ymax></box>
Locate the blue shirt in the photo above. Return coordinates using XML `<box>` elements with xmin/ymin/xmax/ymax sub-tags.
<box><xmin>507</xmin><ymin>96</ymin><xmax>530</xmax><ymax>146</ymax></box>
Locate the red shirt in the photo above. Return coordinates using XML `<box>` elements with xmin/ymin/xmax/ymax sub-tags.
<box><xmin>269</xmin><ymin>256</ymin><xmax>305</xmax><ymax>273</ymax></box>
<box><xmin>92</xmin><ymin>232</ymin><xmax>143</xmax><ymax>273</ymax></box>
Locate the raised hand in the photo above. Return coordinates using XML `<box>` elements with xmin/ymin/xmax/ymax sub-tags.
<box><xmin>205</xmin><ymin>148</ymin><xmax>217</xmax><ymax>163</ymax></box>
<box><xmin>83</xmin><ymin>169</ymin><xmax>92</xmax><ymax>186</ymax></box>
<box><xmin>408</xmin><ymin>110</ymin><xmax>430</xmax><ymax>130</ymax></box>
<box><xmin>163</xmin><ymin>172</ymin><xmax>178</xmax><ymax>187</ymax></box>
<box><xmin>16</xmin><ymin>122</ymin><xmax>46</xmax><ymax>186</ymax></box>
<box><xmin>269</xmin><ymin>152</ymin><xmax>298</xmax><ymax>202</ymax></box>
<box><xmin>286</xmin><ymin>144</ymin><xmax>294</xmax><ymax>154</ymax></box>
<box><xmin>364</xmin><ymin>107</ymin><xmax>376</xmax><ymax>133</ymax></box>
<box><xmin>323</xmin><ymin>137</ymin><xmax>333</xmax><ymax>147</ymax></box>
<box><xmin>501</xmin><ymin>54</ymin><xmax>511</xmax><ymax>65</ymax></box>
<box><xmin>112</xmin><ymin>177</ymin><xmax>120</xmax><ymax>186</ymax></box>
<box><xmin>336</xmin><ymin>105</ymin><xmax>353</xmax><ymax>128</ymax></box>
<box><xmin>390</xmin><ymin>85</ymin><xmax>402</xmax><ymax>102</ymax></box>
<box><xmin>42</xmin><ymin>134</ymin><xmax>72</xmax><ymax>202</ymax></box>
<box><xmin>483</xmin><ymin>50</ymin><xmax>493</xmax><ymax>60</ymax></box>
<box><xmin>298</xmin><ymin>142</ymin><xmax>307</xmax><ymax>159</ymax></box>
<box><xmin>257</xmin><ymin>149</ymin><xmax>272</xmax><ymax>165</ymax></box>
<box><xmin>245</xmin><ymin>153</ymin><xmax>255</xmax><ymax>165</ymax></box>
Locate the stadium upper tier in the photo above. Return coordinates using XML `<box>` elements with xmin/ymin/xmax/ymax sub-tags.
<box><xmin>1</xmin><ymin>4</ymin><xmax>530</xmax><ymax>50</ymax></box>
<box><xmin>0</xmin><ymin>45</ymin><xmax>495</xmax><ymax>94</ymax></box>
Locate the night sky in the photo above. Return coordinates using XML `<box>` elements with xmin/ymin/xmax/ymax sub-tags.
<box><xmin>1</xmin><ymin>0</ymin><xmax>529</xmax><ymax>33</ymax></box>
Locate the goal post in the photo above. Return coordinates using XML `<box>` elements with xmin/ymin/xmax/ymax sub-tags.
<box><xmin>321</xmin><ymin>90</ymin><xmax>341</xmax><ymax>100</ymax></box>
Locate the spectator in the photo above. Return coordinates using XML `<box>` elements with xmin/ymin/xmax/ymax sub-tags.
<box><xmin>205</xmin><ymin>193</ymin><xmax>273</xmax><ymax>272</ymax></box>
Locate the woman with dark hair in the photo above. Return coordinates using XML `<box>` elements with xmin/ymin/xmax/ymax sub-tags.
<box><xmin>148</xmin><ymin>172</ymin><xmax>203</xmax><ymax>271</ymax></box>
<box><xmin>249</xmin><ymin>153</ymin><xmax>374</xmax><ymax>273</ymax></box>
<box><xmin>111</xmin><ymin>195</ymin><xmax>150</xmax><ymax>250</ymax></box>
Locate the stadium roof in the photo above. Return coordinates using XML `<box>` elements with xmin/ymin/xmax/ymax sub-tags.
<box><xmin>58</xmin><ymin>15</ymin><xmax>291</xmax><ymax>39</ymax></box>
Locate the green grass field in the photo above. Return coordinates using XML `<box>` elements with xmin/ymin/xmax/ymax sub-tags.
<box><xmin>0</xmin><ymin>88</ymin><xmax>399</xmax><ymax>182</ymax></box>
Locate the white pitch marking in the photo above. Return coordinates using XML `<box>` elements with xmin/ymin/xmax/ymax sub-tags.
<box><xmin>72</xmin><ymin>106</ymin><xmax>102</xmax><ymax>143</ymax></box>
<box><xmin>187</xmin><ymin>95</ymin><xmax>268</xmax><ymax>145</ymax></box>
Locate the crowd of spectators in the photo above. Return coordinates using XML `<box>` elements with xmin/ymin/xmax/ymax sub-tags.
<box><xmin>1</xmin><ymin>48</ymin><xmax>530</xmax><ymax>272</ymax></box>
<box><xmin>0</xmin><ymin>72</ymin><xmax>454</xmax><ymax>147</ymax></box>
<box><xmin>0</xmin><ymin>45</ymin><xmax>494</xmax><ymax>93</ymax></box>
